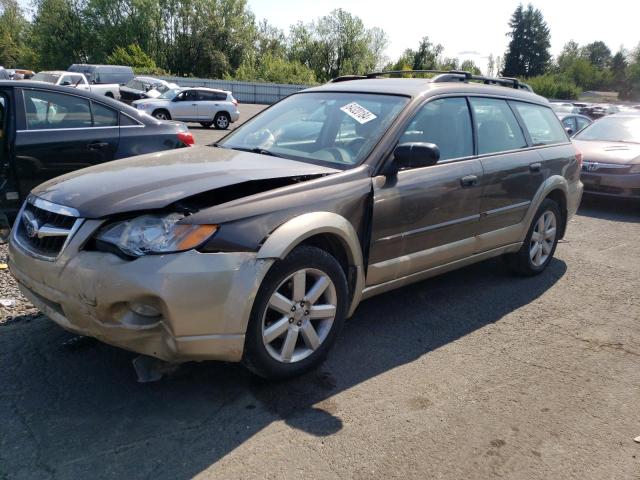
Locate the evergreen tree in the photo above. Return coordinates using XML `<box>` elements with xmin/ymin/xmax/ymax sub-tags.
<box><xmin>502</xmin><ymin>3</ymin><xmax>551</xmax><ymax>77</ymax></box>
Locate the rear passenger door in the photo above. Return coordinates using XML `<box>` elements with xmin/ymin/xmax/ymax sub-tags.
<box><xmin>368</xmin><ymin>97</ymin><xmax>483</xmax><ymax>286</ymax></box>
<box><xmin>469</xmin><ymin>97</ymin><xmax>543</xmax><ymax>248</ymax></box>
<box><xmin>196</xmin><ymin>90</ymin><xmax>227</xmax><ymax>122</ymax></box>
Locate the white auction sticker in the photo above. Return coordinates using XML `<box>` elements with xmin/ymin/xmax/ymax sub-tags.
<box><xmin>340</xmin><ymin>102</ymin><xmax>377</xmax><ymax>124</ymax></box>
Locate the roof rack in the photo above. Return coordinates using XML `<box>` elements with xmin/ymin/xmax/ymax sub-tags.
<box><xmin>330</xmin><ymin>69</ymin><xmax>533</xmax><ymax>92</ymax></box>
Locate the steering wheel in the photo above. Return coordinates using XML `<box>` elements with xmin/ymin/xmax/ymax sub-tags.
<box><xmin>312</xmin><ymin>147</ymin><xmax>353</xmax><ymax>164</ymax></box>
<box><xmin>244</xmin><ymin>128</ymin><xmax>276</xmax><ymax>149</ymax></box>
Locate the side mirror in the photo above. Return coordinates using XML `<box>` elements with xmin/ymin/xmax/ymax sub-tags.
<box><xmin>60</xmin><ymin>81</ymin><xmax>71</xmax><ymax>86</ymax></box>
<box><xmin>565</xmin><ymin>127</ymin><xmax>574</xmax><ymax>136</ymax></box>
<box><xmin>389</xmin><ymin>142</ymin><xmax>440</xmax><ymax>173</ymax></box>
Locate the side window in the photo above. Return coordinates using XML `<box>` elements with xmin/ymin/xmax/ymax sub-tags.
<box><xmin>120</xmin><ymin>112</ymin><xmax>140</xmax><ymax>126</ymax></box>
<box><xmin>0</xmin><ymin>93</ymin><xmax>7</xmax><ymax>140</ymax></box>
<box><xmin>400</xmin><ymin>97</ymin><xmax>473</xmax><ymax>161</ymax></box>
<box><xmin>59</xmin><ymin>75</ymin><xmax>72</xmax><ymax>86</ymax></box>
<box><xmin>576</xmin><ymin>117</ymin><xmax>590</xmax><ymax>131</ymax></box>
<box><xmin>512</xmin><ymin>102</ymin><xmax>568</xmax><ymax>146</ymax></box>
<box><xmin>196</xmin><ymin>90</ymin><xmax>213</xmax><ymax>101</ymax></box>
<box><xmin>215</xmin><ymin>92</ymin><xmax>227</xmax><ymax>101</ymax></box>
<box><xmin>185</xmin><ymin>90</ymin><xmax>197</xmax><ymax>101</ymax></box>
<box><xmin>561</xmin><ymin>116</ymin><xmax>576</xmax><ymax>132</ymax></box>
<box><xmin>23</xmin><ymin>90</ymin><xmax>92</xmax><ymax>130</ymax></box>
<box><xmin>92</xmin><ymin>102</ymin><xmax>118</xmax><ymax>127</ymax></box>
<box><xmin>469</xmin><ymin>97</ymin><xmax>527</xmax><ymax>155</ymax></box>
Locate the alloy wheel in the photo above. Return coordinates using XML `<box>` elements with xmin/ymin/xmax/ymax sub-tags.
<box><xmin>529</xmin><ymin>210</ymin><xmax>557</xmax><ymax>267</ymax></box>
<box><xmin>216</xmin><ymin>115</ymin><xmax>229</xmax><ymax>128</ymax></box>
<box><xmin>261</xmin><ymin>268</ymin><xmax>337</xmax><ymax>364</ymax></box>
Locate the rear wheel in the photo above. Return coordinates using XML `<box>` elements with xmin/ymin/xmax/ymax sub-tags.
<box><xmin>243</xmin><ymin>245</ymin><xmax>348</xmax><ymax>379</ymax></box>
<box><xmin>504</xmin><ymin>199</ymin><xmax>561</xmax><ymax>276</ymax></box>
<box><xmin>153</xmin><ymin>109</ymin><xmax>171</xmax><ymax>120</ymax></box>
<box><xmin>213</xmin><ymin>112</ymin><xmax>230</xmax><ymax>130</ymax></box>
<box><xmin>200</xmin><ymin>121</ymin><xmax>213</xmax><ymax>128</ymax></box>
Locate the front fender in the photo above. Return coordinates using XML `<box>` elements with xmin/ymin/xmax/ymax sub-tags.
<box><xmin>257</xmin><ymin>211</ymin><xmax>365</xmax><ymax>316</ymax></box>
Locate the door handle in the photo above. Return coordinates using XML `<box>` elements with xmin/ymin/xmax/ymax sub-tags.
<box><xmin>460</xmin><ymin>175</ymin><xmax>478</xmax><ymax>187</ymax></box>
<box><xmin>88</xmin><ymin>141</ymin><xmax>109</xmax><ymax>150</ymax></box>
<box><xmin>529</xmin><ymin>162</ymin><xmax>542</xmax><ymax>172</ymax></box>
<box><xmin>192</xmin><ymin>103</ymin><xmax>197</xmax><ymax>106</ymax></box>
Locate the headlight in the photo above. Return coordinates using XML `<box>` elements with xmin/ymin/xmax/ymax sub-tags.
<box><xmin>136</xmin><ymin>103</ymin><xmax>149</xmax><ymax>109</ymax></box>
<box><xmin>95</xmin><ymin>213</ymin><xmax>217</xmax><ymax>257</ymax></box>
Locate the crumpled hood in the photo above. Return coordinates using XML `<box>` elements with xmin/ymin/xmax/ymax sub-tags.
<box><xmin>573</xmin><ymin>140</ymin><xmax>640</xmax><ymax>164</ymax></box>
<box><xmin>32</xmin><ymin>146</ymin><xmax>340</xmax><ymax>218</ymax></box>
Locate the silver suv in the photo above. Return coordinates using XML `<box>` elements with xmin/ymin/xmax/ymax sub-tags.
<box><xmin>9</xmin><ymin>70</ymin><xmax>583</xmax><ymax>379</ymax></box>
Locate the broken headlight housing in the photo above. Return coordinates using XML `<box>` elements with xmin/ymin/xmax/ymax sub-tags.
<box><xmin>95</xmin><ymin>213</ymin><xmax>217</xmax><ymax>257</ymax></box>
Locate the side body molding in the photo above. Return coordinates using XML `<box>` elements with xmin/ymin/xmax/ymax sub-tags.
<box><xmin>257</xmin><ymin>211</ymin><xmax>366</xmax><ymax>317</ymax></box>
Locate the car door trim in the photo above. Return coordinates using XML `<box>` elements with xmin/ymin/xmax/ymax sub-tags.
<box><xmin>16</xmin><ymin>126</ymin><xmax>119</xmax><ymax>133</ymax></box>
<box><xmin>376</xmin><ymin>213</ymin><xmax>480</xmax><ymax>244</ymax></box>
<box><xmin>483</xmin><ymin>201</ymin><xmax>531</xmax><ymax>217</ymax></box>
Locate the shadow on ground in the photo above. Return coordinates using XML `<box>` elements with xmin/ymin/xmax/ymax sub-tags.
<box><xmin>577</xmin><ymin>194</ymin><xmax>639</xmax><ymax>223</ymax></box>
<box><xmin>0</xmin><ymin>257</ymin><xmax>566</xmax><ymax>479</ymax></box>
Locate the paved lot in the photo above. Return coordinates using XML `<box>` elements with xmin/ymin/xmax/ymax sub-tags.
<box><xmin>0</xmin><ymin>104</ymin><xmax>639</xmax><ymax>479</ymax></box>
<box><xmin>187</xmin><ymin>104</ymin><xmax>267</xmax><ymax>145</ymax></box>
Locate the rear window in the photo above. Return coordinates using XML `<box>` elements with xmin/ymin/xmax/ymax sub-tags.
<box><xmin>512</xmin><ymin>102</ymin><xmax>568</xmax><ymax>146</ymax></box>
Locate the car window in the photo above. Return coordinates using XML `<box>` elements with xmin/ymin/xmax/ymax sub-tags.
<box><xmin>576</xmin><ymin>117</ymin><xmax>591</xmax><ymax>131</ymax></box>
<box><xmin>512</xmin><ymin>102</ymin><xmax>567</xmax><ymax>146</ymax></box>
<box><xmin>197</xmin><ymin>91</ymin><xmax>226</xmax><ymax>101</ymax></box>
<box><xmin>120</xmin><ymin>112</ymin><xmax>141</xmax><ymax>126</ymax></box>
<box><xmin>0</xmin><ymin>94</ymin><xmax>6</xmax><ymax>140</ymax></box>
<box><xmin>24</xmin><ymin>90</ymin><xmax>92</xmax><ymax>130</ymax></box>
<box><xmin>562</xmin><ymin>116</ymin><xmax>576</xmax><ymax>132</ymax></box>
<box><xmin>399</xmin><ymin>97</ymin><xmax>473</xmax><ymax>161</ymax></box>
<box><xmin>92</xmin><ymin>102</ymin><xmax>118</xmax><ymax>127</ymax></box>
<box><xmin>221</xmin><ymin>92</ymin><xmax>409</xmax><ymax>169</ymax></box>
<box><xmin>184</xmin><ymin>90</ymin><xmax>197</xmax><ymax>101</ymax></box>
<box><xmin>469</xmin><ymin>97</ymin><xmax>527</xmax><ymax>154</ymax></box>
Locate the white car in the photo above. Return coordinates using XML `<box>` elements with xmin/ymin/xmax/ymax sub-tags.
<box><xmin>31</xmin><ymin>71</ymin><xmax>121</xmax><ymax>99</ymax></box>
<box><xmin>133</xmin><ymin>87</ymin><xmax>240</xmax><ymax>129</ymax></box>
<box><xmin>118</xmin><ymin>76</ymin><xmax>180</xmax><ymax>104</ymax></box>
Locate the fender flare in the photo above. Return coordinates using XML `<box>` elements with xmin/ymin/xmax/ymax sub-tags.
<box><xmin>520</xmin><ymin>175</ymin><xmax>570</xmax><ymax>242</ymax></box>
<box><xmin>257</xmin><ymin>212</ymin><xmax>365</xmax><ymax>316</ymax></box>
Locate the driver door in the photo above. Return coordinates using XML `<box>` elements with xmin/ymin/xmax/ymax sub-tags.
<box><xmin>172</xmin><ymin>90</ymin><xmax>198</xmax><ymax>121</ymax></box>
<box><xmin>367</xmin><ymin>97</ymin><xmax>483</xmax><ymax>286</ymax></box>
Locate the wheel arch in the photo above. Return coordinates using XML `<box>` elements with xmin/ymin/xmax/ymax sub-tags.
<box><xmin>257</xmin><ymin>212</ymin><xmax>365</xmax><ymax>317</ymax></box>
<box><xmin>521</xmin><ymin>175</ymin><xmax>570</xmax><ymax>242</ymax></box>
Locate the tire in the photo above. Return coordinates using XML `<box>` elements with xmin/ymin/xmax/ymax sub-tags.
<box><xmin>504</xmin><ymin>198</ymin><xmax>562</xmax><ymax>276</ymax></box>
<box><xmin>152</xmin><ymin>109</ymin><xmax>171</xmax><ymax>121</ymax></box>
<box><xmin>243</xmin><ymin>245</ymin><xmax>348</xmax><ymax>380</ymax></box>
<box><xmin>213</xmin><ymin>112</ymin><xmax>230</xmax><ymax>130</ymax></box>
<box><xmin>200</xmin><ymin>122</ymin><xmax>213</xmax><ymax>128</ymax></box>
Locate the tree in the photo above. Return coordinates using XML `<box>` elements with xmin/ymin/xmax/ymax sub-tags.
<box><xmin>412</xmin><ymin>36</ymin><xmax>443</xmax><ymax>70</ymax></box>
<box><xmin>611</xmin><ymin>48</ymin><xmax>629</xmax><ymax>97</ymax></box>
<box><xmin>556</xmin><ymin>40</ymin><xmax>580</xmax><ymax>73</ymax></box>
<box><xmin>581</xmin><ymin>41</ymin><xmax>612</xmax><ymax>70</ymax></box>
<box><xmin>0</xmin><ymin>0</ymin><xmax>35</xmax><ymax>67</ymax></box>
<box><xmin>234</xmin><ymin>54</ymin><xmax>316</xmax><ymax>84</ymax></box>
<box><xmin>502</xmin><ymin>3</ymin><xmax>551</xmax><ymax>77</ymax></box>
<box><xmin>460</xmin><ymin>59</ymin><xmax>481</xmax><ymax>75</ymax></box>
<box><xmin>107</xmin><ymin>43</ymin><xmax>164</xmax><ymax>74</ymax></box>
<box><xmin>486</xmin><ymin>54</ymin><xmax>495</xmax><ymax>76</ymax></box>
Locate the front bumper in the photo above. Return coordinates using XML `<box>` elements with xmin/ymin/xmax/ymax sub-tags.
<box><xmin>580</xmin><ymin>172</ymin><xmax>640</xmax><ymax>199</ymax></box>
<box><xmin>9</xmin><ymin>220</ymin><xmax>273</xmax><ymax>362</ymax></box>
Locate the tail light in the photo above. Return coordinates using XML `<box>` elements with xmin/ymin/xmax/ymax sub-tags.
<box><xmin>232</xmin><ymin>98</ymin><xmax>238</xmax><ymax>106</ymax></box>
<box><xmin>177</xmin><ymin>131</ymin><xmax>194</xmax><ymax>146</ymax></box>
<box><xmin>574</xmin><ymin>145</ymin><xmax>583</xmax><ymax>168</ymax></box>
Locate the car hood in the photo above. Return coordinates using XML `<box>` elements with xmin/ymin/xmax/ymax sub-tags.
<box><xmin>32</xmin><ymin>146</ymin><xmax>340</xmax><ymax>218</ymax></box>
<box><xmin>573</xmin><ymin>140</ymin><xmax>640</xmax><ymax>164</ymax></box>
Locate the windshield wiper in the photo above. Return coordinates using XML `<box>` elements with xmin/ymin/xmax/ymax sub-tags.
<box><xmin>219</xmin><ymin>145</ymin><xmax>284</xmax><ymax>158</ymax></box>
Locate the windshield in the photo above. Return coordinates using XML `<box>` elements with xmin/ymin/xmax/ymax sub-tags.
<box><xmin>574</xmin><ymin>116</ymin><xmax>640</xmax><ymax>143</ymax></box>
<box><xmin>158</xmin><ymin>88</ymin><xmax>182</xmax><ymax>100</ymax></box>
<box><xmin>32</xmin><ymin>72</ymin><xmax>60</xmax><ymax>84</ymax></box>
<box><xmin>219</xmin><ymin>92</ymin><xmax>409</xmax><ymax>168</ymax></box>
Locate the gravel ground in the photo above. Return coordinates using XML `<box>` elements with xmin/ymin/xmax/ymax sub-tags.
<box><xmin>0</xmin><ymin>196</ymin><xmax>638</xmax><ymax>480</ymax></box>
<box><xmin>0</xmin><ymin>244</ymin><xmax>37</xmax><ymax>324</ymax></box>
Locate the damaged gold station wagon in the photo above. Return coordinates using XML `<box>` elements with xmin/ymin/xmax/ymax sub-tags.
<box><xmin>9</xmin><ymin>70</ymin><xmax>583</xmax><ymax>379</ymax></box>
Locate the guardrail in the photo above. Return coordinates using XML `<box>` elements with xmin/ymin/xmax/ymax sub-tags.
<box><xmin>158</xmin><ymin>76</ymin><xmax>310</xmax><ymax>104</ymax></box>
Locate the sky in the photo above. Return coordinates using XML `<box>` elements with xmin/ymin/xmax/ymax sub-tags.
<box><xmin>247</xmin><ymin>0</ymin><xmax>640</xmax><ymax>73</ymax></box>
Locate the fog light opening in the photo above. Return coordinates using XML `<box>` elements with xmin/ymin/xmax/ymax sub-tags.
<box><xmin>129</xmin><ymin>302</ymin><xmax>162</xmax><ymax>318</ymax></box>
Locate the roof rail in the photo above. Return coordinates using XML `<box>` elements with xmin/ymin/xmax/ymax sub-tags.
<box><xmin>329</xmin><ymin>69</ymin><xmax>533</xmax><ymax>92</ymax></box>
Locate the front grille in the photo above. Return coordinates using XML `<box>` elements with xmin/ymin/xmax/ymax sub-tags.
<box><xmin>15</xmin><ymin>197</ymin><xmax>82</xmax><ymax>260</ymax></box>
<box><xmin>582</xmin><ymin>162</ymin><xmax>630</xmax><ymax>174</ymax></box>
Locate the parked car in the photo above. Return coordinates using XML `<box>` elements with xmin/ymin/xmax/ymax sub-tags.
<box><xmin>557</xmin><ymin>113</ymin><xmax>593</xmax><ymax>135</ymax></box>
<box><xmin>0</xmin><ymin>67</ymin><xmax>9</xmax><ymax>80</ymax></box>
<box><xmin>32</xmin><ymin>71</ymin><xmax>122</xmax><ymax>99</ymax></box>
<box><xmin>134</xmin><ymin>87</ymin><xmax>239</xmax><ymax>129</ymax></box>
<box><xmin>7</xmin><ymin>72</ymin><xmax>582</xmax><ymax>379</ymax></box>
<box><xmin>551</xmin><ymin>102</ymin><xmax>580</xmax><ymax>114</ymax></box>
<box><xmin>572</xmin><ymin>113</ymin><xmax>640</xmax><ymax>199</ymax></box>
<box><xmin>119</xmin><ymin>76</ymin><xmax>179</xmax><ymax>104</ymax></box>
<box><xmin>67</xmin><ymin>64</ymin><xmax>134</xmax><ymax>86</ymax></box>
<box><xmin>0</xmin><ymin>80</ymin><xmax>194</xmax><ymax>226</ymax></box>
<box><xmin>9</xmin><ymin>69</ymin><xmax>35</xmax><ymax>80</ymax></box>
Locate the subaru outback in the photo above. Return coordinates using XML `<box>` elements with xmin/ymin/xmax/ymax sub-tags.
<box><xmin>8</xmin><ymin>71</ymin><xmax>583</xmax><ymax>379</ymax></box>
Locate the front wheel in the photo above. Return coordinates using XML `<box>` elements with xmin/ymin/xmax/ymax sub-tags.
<box><xmin>152</xmin><ymin>110</ymin><xmax>171</xmax><ymax>121</ymax></box>
<box><xmin>504</xmin><ymin>198</ymin><xmax>562</xmax><ymax>276</ymax></box>
<box><xmin>213</xmin><ymin>112</ymin><xmax>230</xmax><ymax>130</ymax></box>
<box><xmin>243</xmin><ymin>246</ymin><xmax>348</xmax><ymax>379</ymax></box>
